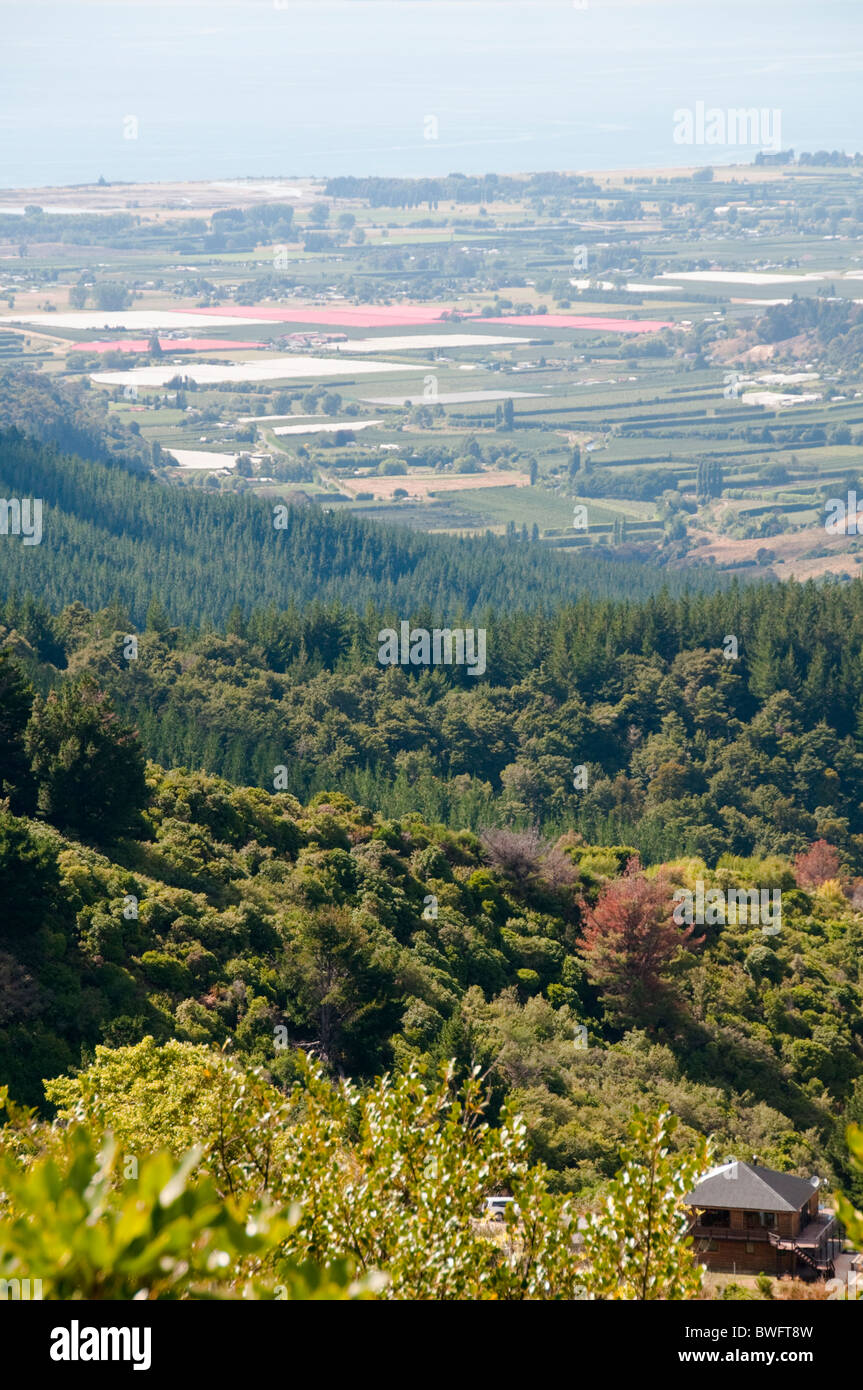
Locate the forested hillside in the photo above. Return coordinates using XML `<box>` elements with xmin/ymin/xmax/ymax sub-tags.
<box><xmin>3</xmin><ymin>576</ymin><xmax>862</xmax><ymax>866</ymax></box>
<box><xmin>0</xmin><ymin>428</ymin><xmax>724</xmax><ymax>626</ymax></box>
<box><xmin>0</xmin><ymin>651</ymin><xmax>862</xmax><ymax>1214</ymax></box>
<box><xmin>0</xmin><ymin>372</ymin><xmax>152</xmax><ymax>474</ymax></box>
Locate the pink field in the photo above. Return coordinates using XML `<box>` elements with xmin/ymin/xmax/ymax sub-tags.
<box><xmin>477</xmin><ymin>314</ymin><xmax>673</xmax><ymax>334</ymax></box>
<box><xmin>182</xmin><ymin>305</ymin><xmax>673</xmax><ymax>334</ymax></box>
<box><xmin>84</xmin><ymin>338</ymin><xmax>259</xmax><ymax>353</ymax></box>
<box><xmin>189</xmin><ymin>304</ymin><xmax>464</xmax><ymax>328</ymax></box>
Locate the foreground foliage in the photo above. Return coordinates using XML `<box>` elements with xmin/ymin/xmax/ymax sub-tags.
<box><xmin>3</xmin><ymin>1055</ymin><xmax>733</xmax><ymax>1300</ymax></box>
<box><xmin>0</xmin><ymin>1086</ymin><xmax>373</xmax><ymax>1300</ymax></box>
<box><xmin>45</xmin><ymin>1046</ymin><xmax>583</xmax><ymax>1299</ymax></box>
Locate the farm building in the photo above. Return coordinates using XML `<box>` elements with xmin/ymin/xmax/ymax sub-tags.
<box><xmin>684</xmin><ymin>1160</ymin><xmax>841</xmax><ymax>1278</ymax></box>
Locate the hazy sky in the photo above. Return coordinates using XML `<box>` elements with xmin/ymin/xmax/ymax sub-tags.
<box><xmin>2</xmin><ymin>1</ymin><xmax>861</xmax><ymax>187</ymax></box>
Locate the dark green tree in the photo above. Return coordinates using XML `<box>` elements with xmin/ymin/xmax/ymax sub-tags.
<box><xmin>145</xmin><ymin>597</ymin><xmax>171</xmax><ymax>634</ymax></box>
<box><xmin>0</xmin><ymin>809</ymin><xmax>63</xmax><ymax>936</ymax></box>
<box><xmin>24</xmin><ymin>677</ymin><xmax>148</xmax><ymax>842</ymax></box>
<box><xmin>0</xmin><ymin>651</ymin><xmax>35</xmax><ymax>811</ymax></box>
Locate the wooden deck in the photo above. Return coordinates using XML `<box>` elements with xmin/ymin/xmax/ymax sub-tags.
<box><xmin>770</xmin><ymin>1211</ymin><xmax>837</xmax><ymax>1251</ymax></box>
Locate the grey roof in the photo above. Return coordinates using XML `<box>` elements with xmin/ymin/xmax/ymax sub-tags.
<box><xmin>684</xmin><ymin>1161</ymin><xmax>818</xmax><ymax>1213</ymax></box>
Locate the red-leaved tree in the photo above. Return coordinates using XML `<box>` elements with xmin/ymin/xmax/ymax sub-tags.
<box><xmin>578</xmin><ymin>858</ymin><xmax>702</xmax><ymax>1029</ymax></box>
<box><xmin>793</xmin><ymin>839</ymin><xmax>843</xmax><ymax>890</ymax></box>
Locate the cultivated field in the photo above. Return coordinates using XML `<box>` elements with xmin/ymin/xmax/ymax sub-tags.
<box><xmin>3</xmin><ymin>159</ymin><xmax>863</xmax><ymax>578</ymax></box>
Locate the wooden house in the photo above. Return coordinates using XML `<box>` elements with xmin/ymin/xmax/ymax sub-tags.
<box><xmin>684</xmin><ymin>1160</ymin><xmax>840</xmax><ymax>1278</ymax></box>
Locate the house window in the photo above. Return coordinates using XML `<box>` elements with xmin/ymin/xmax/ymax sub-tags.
<box><xmin>700</xmin><ymin>1209</ymin><xmax>730</xmax><ymax>1228</ymax></box>
<box><xmin>744</xmin><ymin>1210</ymin><xmax>776</xmax><ymax>1229</ymax></box>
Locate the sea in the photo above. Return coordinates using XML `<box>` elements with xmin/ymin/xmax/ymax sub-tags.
<box><xmin>1</xmin><ymin>0</ymin><xmax>862</xmax><ymax>190</ymax></box>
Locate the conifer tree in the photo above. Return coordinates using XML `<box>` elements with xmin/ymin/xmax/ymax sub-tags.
<box><xmin>24</xmin><ymin>677</ymin><xmax>148</xmax><ymax>842</ymax></box>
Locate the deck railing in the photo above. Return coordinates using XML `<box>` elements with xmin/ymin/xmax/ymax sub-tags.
<box><xmin>687</xmin><ymin>1224</ymin><xmax>771</xmax><ymax>1242</ymax></box>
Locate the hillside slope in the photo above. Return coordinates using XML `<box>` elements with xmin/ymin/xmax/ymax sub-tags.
<box><xmin>2</xmin><ymin>748</ymin><xmax>861</xmax><ymax>1203</ymax></box>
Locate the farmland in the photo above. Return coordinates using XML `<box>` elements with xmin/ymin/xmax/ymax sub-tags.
<box><xmin>2</xmin><ymin>158</ymin><xmax>863</xmax><ymax>576</ymax></box>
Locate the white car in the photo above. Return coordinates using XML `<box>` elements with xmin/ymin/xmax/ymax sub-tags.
<box><xmin>484</xmin><ymin>1196</ymin><xmax>518</xmax><ymax>1223</ymax></box>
